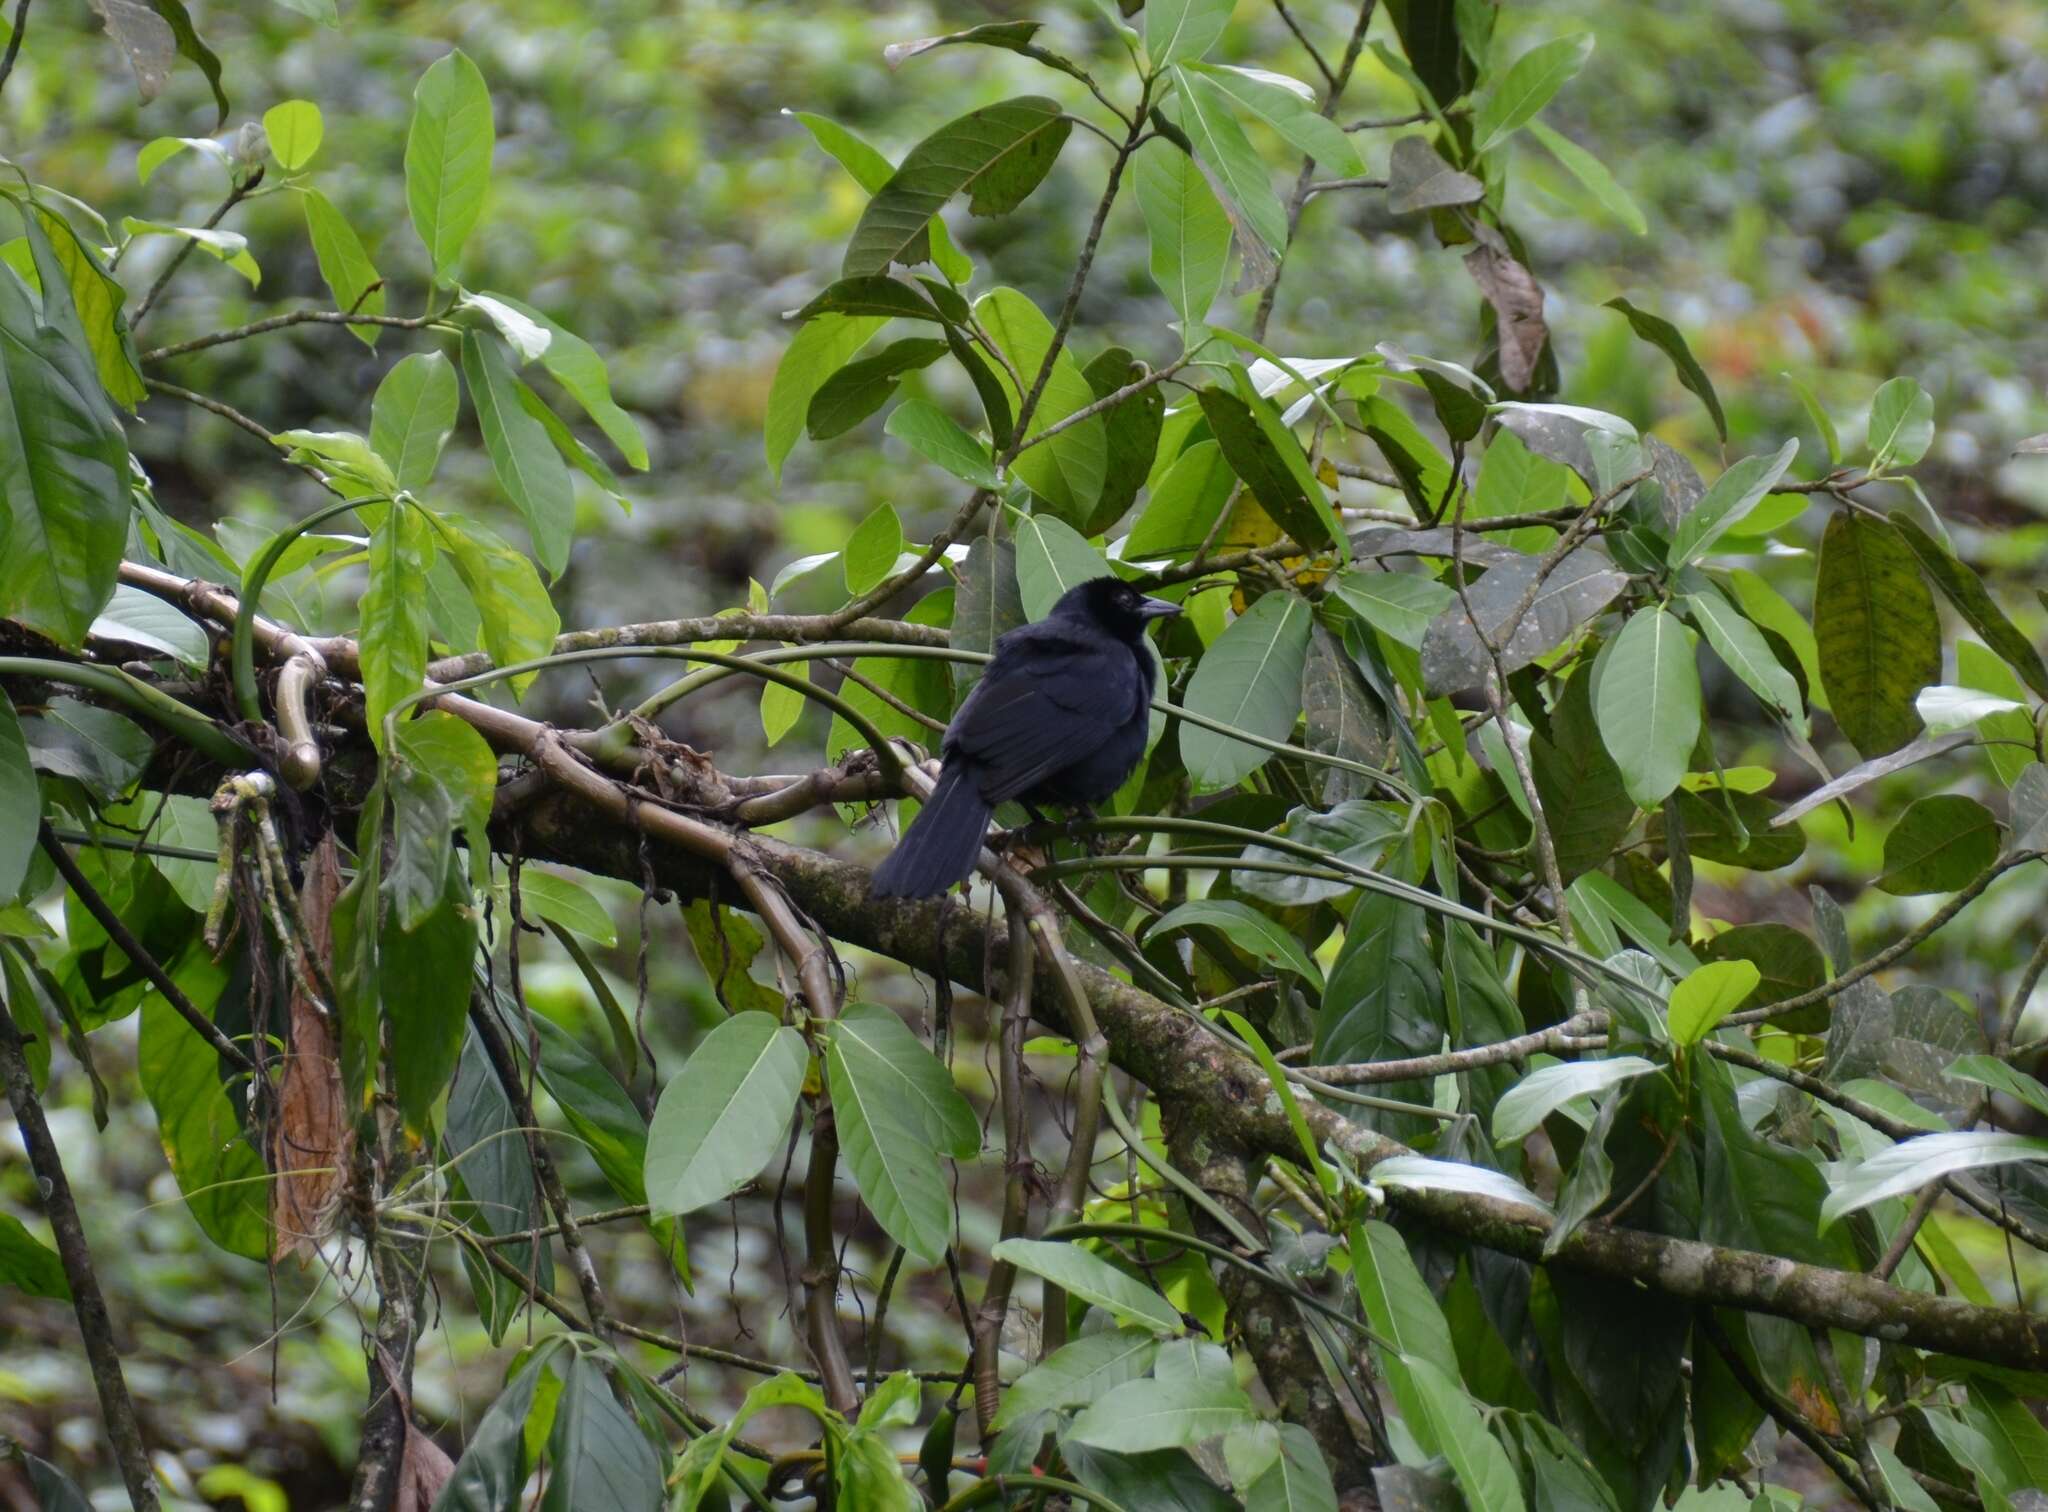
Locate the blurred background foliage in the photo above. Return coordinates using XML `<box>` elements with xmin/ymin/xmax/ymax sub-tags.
<box><xmin>4</xmin><ymin>0</ymin><xmax>2047</xmax><ymax>1504</ymax></box>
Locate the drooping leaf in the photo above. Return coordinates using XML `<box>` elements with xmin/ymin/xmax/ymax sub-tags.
<box><xmin>645</xmin><ymin>1012</ymin><xmax>809</xmax><ymax>1217</ymax></box>
<box><xmin>541</xmin><ymin>1352</ymin><xmax>663</xmax><ymax>1512</ymax></box>
<box><xmin>1316</xmin><ymin>894</ymin><xmax>1442</xmax><ymax>1123</ymax></box>
<box><xmin>1079</xmin><ymin>346</ymin><xmax>1165</xmax><ymax>535</ymax></box>
<box><xmin>1146</xmin><ymin>898</ymin><xmax>1324</xmax><ymax>987</ymax></box>
<box><xmin>805</xmin><ymin>337</ymin><xmax>948</xmax><ymax>440</ymax></box>
<box><xmin>405</xmin><ymin>50</ymin><xmax>495</xmax><ymax>285</ymax></box>
<box><xmin>828</xmin><ymin>1002</ymin><xmax>978</xmax><ymax>1157</ymax></box>
<box><xmin>0</xmin><ymin>695</ymin><xmax>38</xmax><ymax>902</ymax></box>
<box><xmin>1526</xmin><ymin>119</ymin><xmax>1646</xmax><ymax>235</ymax></box>
<box><xmin>993</xmin><ymin>1331</ymin><xmax>1160</xmax><ymax>1429</ymax></box>
<box><xmin>439</xmin><ymin>513</ymin><xmax>562</xmax><ymax>699</ymax></box>
<box><xmin>1386</xmin><ymin>135</ymin><xmax>1484</xmax><ymax>214</ymax></box>
<box><xmin>767</xmin><ymin>313</ymin><xmax>886</xmax><ymax>481</ymax></box>
<box><xmin>1491</xmin><ymin>1057</ymin><xmax>1657</xmax><ymax>1146</ymax></box>
<box><xmin>482</xmin><ymin>293</ymin><xmax>649</xmax><ymax>470</ymax></box>
<box><xmin>1530</xmin><ymin>664</ymin><xmax>1637</xmax><ymax>880</ymax></box>
<box><xmin>990</xmin><ymin>1239</ymin><xmax>1183</xmax><ymax>1334</ymax></box>
<box><xmin>1877</xmin><ymin>794</ymin><xmax>2001</xmax><ymax>895</ymax></box>
<box><xmin>371</xmin><ymin>352</ymin><xmax>459</xmax><ymax>493</ymax></box>
<box><xmin>1145</xmin><ymin>0</ymin><xmax>1234</xmax><ymax>67</ymax></box>
<box><xmin>1180</xmin><ymin>591</ymin><xmax>1313</xmax><ymax>789</ymax></box>
<box><xmin>462</xmin><ymin>330</ymin><xmax>575</xmax><ymax>576</ymax></box>
<box><xmin>358</xmin><ymin>503</ymin><xmax>434</xmax><ymax>751</ymax></box>
<box><xmin>1463</xmin><ymin>243</ymin><xmax>1548</xmax><ymax>394</ymax></box>
<box><xmin>1066</xmin><ymin>1372</ymin><xmax>1258</xmax><ymax>1453</ymax></box>
<box><xmin>885</xmin><ymin>399</ymin><xmax>998</xmax><ymax>489</ymax></box>
<box><xmin>828</xmin><ymin>1004</ymin><xmax>974</xmax><ymax>1261</ymax></box>
<box><xmin>1126</xmin><ymin>440</ymin><xmax>1237</xmax><ymax>560</ymax></box>
<box><xmin>1813</xmin><ymin>512</ymin><xmax>1942</xmax><ymax>757</ymax></box>
<box><xmin>1684</xmin><ymin>585</ymin><xmax>1804</xmax><ymax>727</ymax></box>
<box><xmin>0</xmin><ymin>1210</ymin><xmax>68</xmax><ymax>1300</ymax></box>
<box><xmin>1821</xmin><ymin>1132</ymin><xmax>2048</xmax><ymax>1229</ymax></box>
<box><xmin>1603</xmin><ymin>297</ymin><xmax>1725</xmax><ymax>441</ymax></box>
<box><xmin>432</xmin><ymin>1347</ymin><xmax>550</xmax><ymax>1512</ymax></box>
<box><xmin>23</xmin><ymin>208</ymin><xmax>145</xmax><ymax>411</ymax></box>
<box><xmin>1196</xmin><ymin>385</ymin><xmax>1339</xmax><ymax>552</ymax></box>
<box><xmin>1169</xmin><ymin>70</ymin><xmax>1289</xmax><ymax>256</ymax></box>
<box><xmin>1595</xmin><ymin>607</ymin><xmax>1701</xmax><ymax>807</ymax></box>
<box><xmin>1889</xmin><ymin>517</ymin><xmax>2048</xmax><ymax>702</ymax></box>
<box><xmin>1188</xmin><ymin>63</ymin><xmax>1364</xmax><ymax>174</ymax></box>
<box><xmin>842</xmin><ymin>97</ymin><xmax>1070</xmax><ymax>276</ymax></box>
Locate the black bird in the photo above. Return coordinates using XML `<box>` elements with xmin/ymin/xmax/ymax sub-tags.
<box><xmin>870</xmin><ymin>576</ymin><xmax>1182</xmax><ymax>898</ymax></box>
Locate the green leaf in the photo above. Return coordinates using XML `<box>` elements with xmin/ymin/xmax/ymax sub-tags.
<box><xmin>975</xmin><ymin>288</ymin><xmax>1105</xmax><ymax>523</ymax></box>
<box><xmin>1244</xmin><ymin>1423</ymin><xmax>1339</xmax><ymax>1512</ymax></box>
<box><xmin>1877</xmin><ymin>794</ymin><xmax>2000</xmax><ymax>895</ymax></box>
<box><xmin>1012</xmin><ymin>509</ymin><xmax>1112</xmax><ymax>621</ymax></box>
<box><xmin>1594</xmin><ymin>607</ymin><xmax>1701</xmax><ymax>806</ymax></box>
<box><xmin>646</xmin><ymin>1012</ymin><xmax>809</xmax><ymax>1217</ymax></box>
<box><xmin>0</xmin><ymin>695</ymin><xmax>40</xmax><ymax>902</ymax></box>
<box><xmin>271</xmin><ymin>428</ymin><xmax>394</xmax><ymax>494</ymax></box>
<box><xmin>439</xmin><ymin>513</ymin><xmax>562</xmax><ymax>700</ymax></box>
<box><xmin>136</xmin><ymin>133</ymin><xmax>230</xmax><ymax>183</ymax></box>
<box><xmin>0</xmin><ymin>1209</ymin><xmax>66</xmax><ymax>1301</ymax></box>
<box><xmin>1814</xmin><ymin>513</ymin><xmax>1941</xmax><ymax>757</ymax></box>
<box><xmin>797</xmin><ymin>275</ymin><xmax>947</xmax><ymax>325</ymax></box>
<box><xmin>1316</xmin><ymin>895</ymin><xmax>1443</xmax><ymax>1114</ymax></box>
<box><xmin>405</xmin><ymin>49</ymin><xmax>495</xmax><ymax>284</ymax></box>
<box><xmin>1079</xmin><ymin>346</ymin><xmax>1163</xmax><ymax>536</ymax></box>
<box><xmin>358</xmin><ymin>503</ymin><xmax>433</xmax><ymax>751</ymax></box>
<box><xmin>1867</xmin><ymin>376</ymin><xmax>1934</xmax><ymax>472</ymax></box>
<box><xmin>1964</xmin><ymin>1381</ymin><xmax>2048</xmax><ymax>1497</ymax></box>
<box><xmin>1652</xmin><ymin>787</ymin><xmax>1805</xmax><ymax>872</ymax></box>
<box><xmin>120</xmin><ymin>217</ymin><xmax>259</xmax><ymax>286</ymax></box>
<box><xmin>1126</xmin><ymin>440</ymin><xmax>1237</xmax><ymax>560</ymax></box>
<box><xmin>1492</xmin><ymin>1057</ymin><xmax>1657</xmax><ymax>1146</ymax></box>
<box><xmin>830</xmin><ymin>1049</ymin><xmax>954</xmax><ymax>1261</ymax></box>
<box><xmin>1603</xmin><ymin>297</ymin><xmax>1725</xmax><ymax>441</ymax></box>
<box><xmin>87</xmin><ymin>585</ymin><xmax>206</xmax><ymax>669</ymax></box>
<box><xmin>1180</xmin><ymin>590</ymin><xmax>1312</xmax><ymax>789</ymax></box>
<box><xmin>767</xmin><ymin>314</ymin><xmax>886</xmax><ymax>480</ymax></box>
<box><xmin>1348</xmin><ymin>1218</ymin><xmax>1459</xmax><ymax>1448</ymax></box>
<box><xmin>479</xmin><ymin>294</ymin><xmax>647</xmax><ymax>471</ymax></box>
<box><xmin>1889</xmin><ymin>517</ymin><xmax>2048</xmax><ymax>702</ymax></box>
<box><xmin>1668</xmin><ymin>961</ymin><xmax>1760</xmax><ymax>1045</ymax></box>
<box><xmin>761</xmin><ymin>660</ymin><xmax>809</xmax><ymax>746</ymax></box>
<box><xmin>1169</xmin><ymin>71</ymin><xmax>1289</xmax><ymax>256</ymax></box>
<box><xmin>1066</xmin><ymin>1372</ymin><xmax>1257</xmax><ymax>1453</ymax></box>
<box><xmin>441</xmin><ymin>1025</ymin><xmax>552</xmax><ymax>1337</ymax></box>
<box><xmin>463</xmin><ymin>330</ymin><xmax>575</xmax><ymax>576</ymax></box>
<box><xmin>20</xmin><ymin>699</ymin><xmax>151</xmax><ymax>800</ymax></box>
<box><xmin>991</xmin><ymin>1238</ymin><xmax>1184</xmax><ymax>1334</ymax></box>
<box><xmin>0</xmin><ymin>235</ymin><xmax>131</xmax><ymax>648</ymax></box>
<box><xmin>1148</xmin><ymin>899</ymin><xmax>1324</xmax><ymax>987</ymax></box>
<box><xmin>516</xmin><ymin>871</ymin><xmax>615</xmax><ymax>948</ymax></box>
<box><xmin>1948</xmin><ymin>1055</ymin><xmax>2048</xmax><ymax>1123</ymax></box>
<box><xmin>993</xmin><ymin>1330</ymin><xmax>1159</xmax><ymax>1428</ymax></box>
<box><xmin>842</xmin><ymin>97</ymin><xmax>1070</xmax><ymax>276</ymax></box>
<box><xmin>1146</xmin><ymin>0</ymin><xmax>1233</xmax><ymax>67</ymax></box>
<box><xmin>843</xmin><ymin>503</ymin><xmax>906</xmax><ymax>595</ymax></box>
<box><xmin>885</xmin><ymin>399</ymin><xmax>998</xmax><ymax>489</ymax></box>
<box><xmin>1209</xmin><ymin>376</ymin><xmax>1342</xmax><ymax>552</ymax></box>
<box><xmin>262</xmin><ymin>99</ymin><xmax>323</xmax><ymax>170</ymax></box>
<box><xmin>1525</xmin><ymin>119</ymin><xmax>1645</xmax><ymax>235</ymax></box>
<box><xmin>1401</xmin><ymin>1355</ymin><xmax>1527</xmax><ymax>1511</ymax></box>
<box><xmin>1473</xmin><ymin>34</ymin><xmax>1593</xmax><ymax>154</ymax></box>
<box><xmin>460</xmin><ymin>291</ymin><xmax>551</xmax><ymax>363</ymax></box>
<box><xmin>1189</xmin><ymin>64</ymin><xmax>1366</xmax><ymax>175</ymax></box>
<box><xmin>385</xmin><ymin>875</ymin><xmax>479</xmax><ymax>1131</ymax></box>
<box><xmin>1331</xmin><ymin>570</ymin><xmax>1456</xmax><ymax>652</ymax></box>
<box><xmin>433</xmin><ymin>1347</ymin><xmax>550</xmax><ymax>1512</ymax></box>
<box><xmin>1667</xmin><ymin>440</ymin><xmax>1799</xmax><ymax>566</ymax></box>
<box><xmin>1684</xmin><ymin>585</ymin><xmax>1804</xmax><ymax>727</ymax></box>
<box><xmin>805</xmin><ymin>337</ymin><xmax>948</xmax><ymax>440</ymax></box>
<box><xmin>1417</xmin><ymin>547</ymin><xmax>1627</xmax><ymax>697</ymax></box>
<box><xmin>24</xmin><ymin>208</ymin><xmax>145</xmax><ymax>411</ymax></box>
<box><xmin>828</xmin><ymin>1002</ymin><xmax>978</xmax><ymax>1158</ymax></box>
<box><xmin>541</xmin><ymin>1352</ymin><xmax>663</xmax><ymax>1512</ymax></box>
<box><xmin>1821</xmin><ymin>1131</ymin><xmax>2048</xmax><ymax>1229</ymax></box>
<box><xmin>1134</xmin><ymin>139</ymin><xmax>1231</xmax><ymax>336</ymax></box>
<box><xmin>371</xmin><ymin>352</ymin><xmax>458</xmax><ymax>492</ymax></box>
<box><xmin>138</xmin><ymin>950</ymin><xmax>268</xmax><ymax>1258</ymax></box>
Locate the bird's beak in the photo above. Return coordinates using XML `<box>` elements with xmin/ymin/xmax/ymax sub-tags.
<box><xmin>1137</xmin><ymin>596</ymin><xmax>1183</xmax><ymax>620</ymax></box>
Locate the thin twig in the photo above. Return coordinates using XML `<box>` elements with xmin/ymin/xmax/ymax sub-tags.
<box><xmin>142</xmin><ymin>308</ymin><xmax>439</xmax><ymax>363</ymax></box>
<box><xmin>1873</xmin><ymin>1182</ymin><xmax>1943</xmax><ymax>1283</ymax></box>
<box><xmin>133</xmin><ymin>174</ymin><xmax>261</xmax><ymax>327</ymax></box>
<box><xmin>0</xmin><ymin>0</ymin><xmax>32</xmax><ymax>98</ymax></box>
<box><xmin>0</xmin><ymin>1005</ymin><xmax>161</xmax><ymax>1511</ymax></box>
<box><xmin>1701</xmin><ymin>1317</ymin><xmax>1876</xmax><ymax>1508</ymax></box>
<box><xmin>1297</xmin><ymin>1015</ymin><xmax>1606</xmax><ymax>1084</ymax></box>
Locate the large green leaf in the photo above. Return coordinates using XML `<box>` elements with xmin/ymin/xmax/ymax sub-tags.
<box><xmin>1813</xmin><ymin>512</ymin><xmax>1940</xmax><ymax>757</ymax></box>
<box><xmin>1348</xmin><ymin>1219</ymin><xmax>1460</xmax><ymax>1456</ymax></box>
<box><xmin>440</xmin><ymin>513</ymin><xmax>562</xmax><ymax>699</ymax></box>
<box><xmin>1491</xmin><ymin>1057</ymin><xmax>1657</xmax><ymax>1146</ymax></box>
<box><xmin>1667</xmin><ymin>961</ymin><xmax>1759</xmax><ymax>1044</ymax></box>
<box><xmin>766</xmin><ymin>313</ymin><xmax>885</xmax><ymax>481</ymax></box>
<box><xmin>885</xmin><ymin>399</ymin><xmax>998</xmax><ymax>490</ymax></box>
<box><xmin>1963</xmin><ymin>1381</ymin><xmax>2048</xmax><ymax>1498</ymax></box>
<box><xmin>1146</xmin><ymin>899</ymin><xmax>1324</xmax><ymax>987</ymax></box>
<box><xmin>645</xmin><ymin>1011</ymin><xmax>809</xmax><ymax>1217</ymax></box>
<box><xmin>462</xmin><ymin>330</ymin><xmax>575</xmax><ymax>576</ymax></box>
<box><xmin>1890</xmin><ymin>517</ymin><xmax>2048</xmax><ymax>701</ymax></box>
<box><xmin>138</xmin><ymin>950</ymin><xmax>268</xmax><ymax>1259</ymax></box>
<box><xmin>1079</xmin><ymin>346</ymin><xmax>1164</xmax><ymax>535</ymax></box>
<box><xmin>1066</xmin><ymin>1373</ymin><xmax>1258</xmax><ymax>1453</ymax></box>
<box><xmin>1169</xmin><ymin>71</ymin><xmax>1288</xmax><ymax>256</ymax></box>
<box><xmin>1315</xmin><ymin>894</ymin><xmax>1442</xmax><ymax>1126</ymax></box>
<box><xmin>1331</xmin><ymin>570</ymin><xmax>1455</xmax><ymax>651</ymax></box>
<box><xmin>432</xmin><ymin>1347</ymin><xmax>550</xmax><ymax>1512</ymax></box>
<box><xmin>405</xmin><ymin>49</ymin><xmax>495</xmax><ymax>284</ymax></box>
<box><xmin>541</xmin><ymin>1352</ymin><xmax>663</xmax><ymax>1512</ymax></box>
<box><xmin>1243</xmin><ymin>1423</ymin><xmax>1339</xmax><ymax>1512</ymax></box>
<box><xmin>1877</xmin><ymin>794</ymin><xmax>2000</xmax><ymax>895</ymax></box>
<box><xmin>1665</xmin><ymin>439</ymin><xmax>1799</xmax><ymax>567</ymax></box>
<box><xmin>842</xmin><ymin>97</ymin><xmax>1070</xmax><ymax>276</ymax></box>
<box><xmin>843</xmin><ymin>503</ymin><xmax>905</xmax><ymax>595</ymax></box>
<box><xmin>992</xmin><ymin>1331</ymin><xmax>1160</xmax><ymax>1428</ymax></box>
<box><xmin>1472</xmin><ymin>34</ymin><xmax>1593</xmax><ymax>153</ymax></box>
<box><xmin>1526</xmin><ymin>119</ymin><xmax>1646</xmax><ymax>236</ymax></box>
<box><xmin>0</xmin><ymin>240</ymin><xmax>131</xmax><ymax>648</ymax></box>
<box><xmin>1145</xmin><ymin>0</ymin><xmax>1233</xmax><ymax>66</ymax></box>
<box><xmin>806</xmin><ymin>337</ymin><xmax>948</xmax><ymax>440</ymax></box>
<box><xmin>1188</xmin><ymin>64</ymin><xmax>1364</xmax><ymax>175</ymax></box>
<box><xmin>484</xmin><ymin>293</ymin><xmax>648</xmax><ymax>470</ymax></box>
<box><xmin>990</xmin><ymin>1238</ymin><xmax>1183</xmax><ymax>1334</ymax></box>
<box><xmin>443</xmin><ymin>1026</ymin><xmax>552</xmax><ymax>1340</ymax></box>
<box><xmin>370</xmin><ymin>352</ymin><xmax>458</xmax><ymax>492</ymax></box>
<box><xmin>384</xmin><ymin>874</ymin><xmax>479</xmax><ymax>1132</ymax></box>
<box><xmin>358</xmin><ymin>502</ymin><xmax>434</xmax><ymax>750</ymax></box>
<box><xmin>1013</xmin><ymin>509</ymin><xmax>1112</xmax><ymax>621</ymax></box>
<box><xmin>1126</xmin><ymin>440</ymin><xmax>1237</xmax><ymax>560</ymax></box>
<box><xmin>0</xmin><ymin>1211</ymin><xmax>68</xmax><ymax>1300</ymax></box>
<box><xmin>1684</xmin><ymin>585</ymin><xmax>1804</xmax><ymax>727</ymax></box>
<box><xmin>1180</xmin><ymin>590</ymin><xmax>1312</xmax><ymax>789</ymax></box>
<box><xmin>975</xmin><ymin>288</ymin><xmax>1105</xmax><ymax>523</ymax></box>
<box><xmin>301</xmin><ymin>189</ymin><xmax>385</xmax><ymax>345</ymax></box>
<box><xmin>1196</xmin><ymin>383</ymin><xmax>1340</xmax><ymax>553</ymax></box>
<box><xmin>0</xmin><ymin>694</ymin><xmax>37</xmax><ymax>902</ymax></box>
<box><xmin>1821</xmin><ymin>1131</ymin><xmax>2048</xmax><ymax>1229</ymax></box>
<box><xmin>1594</xmin><ymin>606</ymin><xmax>1701</xmax><ymax>806</ymax></box>
<box><xmin>1134</xmin><ymin>140</ymin><xmax>1231</xmax><ymax>336</ymax></box>
<box><xmin>1402</xmin><ymin>1355</ymin><xmax>1528</xmax><ymax>1511</ymax></box>
<box><xmin>1530</xmin><ymin>664</ymin><xmax>1636</xmax><ymax>880</ymax></box>
<box><xmin>24</xmin><ymin>207</ymin><xmax>145</xmax><ymax>409</ymax></box>
<box><xmin>828</xmin><ymin>1004</ymin><xmax>973</xmax><ymax>1261</ymax></box>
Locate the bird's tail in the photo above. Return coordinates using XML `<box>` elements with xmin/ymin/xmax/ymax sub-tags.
<box><xmin>870</xmin><ymin>765</ymin><xmax>992</xmax><ymax>899</ymax></box>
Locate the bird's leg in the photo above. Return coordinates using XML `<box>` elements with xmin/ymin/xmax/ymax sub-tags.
<box><xmin>1064</xmin><ymin>802</ymin><xmax>1103</xmax><ymax>848</ymax></box>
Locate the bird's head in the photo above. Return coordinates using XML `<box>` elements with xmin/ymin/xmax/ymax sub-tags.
<box><xmin>1055</xmin><ymin>576</ymin><xmax>1182</xmax><ymax>640</ymax></box>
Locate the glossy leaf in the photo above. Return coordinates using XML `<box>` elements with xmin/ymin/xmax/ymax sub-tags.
<box><xmin>1147</xmin><ymin>898</ymin><xmax>1324</xmax><ymax>987</ymax></box>
<box><xmin>828</xmin><ymin>1004</ymin><xmax>975</xmax><ymax>1261</ymax></box>
<box><xmin>432</xmin><ymin>1346</ymin><xmax>550</xmax><ymax>1512</ymax></box>
<box><xmin>358</xmin><ymin>503</ymin><xmax>434</xmax><ymax>750</ymax></box>
<box><xmin>1595</xmin><ymin>607</ymin><xmax>1701</xmax><ymax>807</ymax></box>
<box><xmin>0</xmin><ymin>696</ymin><xmax>38</xmax><ymax>903</ymax></box>
<box><xmin>1531</xmin><ymin>665</ymin><xmax>1637</xmax><ymax>880</ymax></box>
<box><xmin>1066</xmin><ymin>1372</ymin><xmax>1258</xmax><ymax>1453</ymax></box>
<box><xmin>1196</xmin><ymin>386</ymin><xmax>1339</xmax><ymax>552</ymax></box>
<box><xmin>1134</xmin><ymin>138</ymin><xmax>1232</xmax><ymax>334</ymax></box>
<box><xmin>1877</xmin><ymin>794</ymin><xmax>2000</xmax><ymax>895</ymax></box>
<box><xmin>0</xmin><ymin>1211</ymin><xmax>68</xmax><ymax>1300</ymax></box>
<box><xmin>1126</xmin><ymin>440</ymin><xmax>1236</xmax><ymax>559</ymax></box>
<box><xmin>1684</xmin><ymin>585</ymin><xmax>1803</xmax><ymax>726</ymax></box>
<box><xmin>1348</xmin><ymin>1219</ymin><xmax>1459</xmax><ymax>1451</ymax></box>
<box><xmin>1189</xmin><ymin>64</ymin><xmax>1364</xmax><ymax>174</ymax></box>
<box><xmin>1315</xmin><ymin>893</ymin><xmax>1442</xmax><ymax>1109</ymax></box>
<box><xmin>1667</xmin><ymin>440</ymin><xmax>1799</xmax><ymax>567</ymax></box>
<box><xmin>463</xmin><ymin>330</ymin><xmax>575</xmax><ymax>576</ymax></box>
<box><xmin>842</xmin><ymin>97</ymin><xmax>1069</xmax><ymax>276</ymax></box>
<box><xmin>24</xmin><ymin>208</ymin><xmax>145</xmax><ymax>410</ymax></box>
<box><xmin>885</xmin><ymin>399</ymin><xmax>998</xmax><ymax>489</ymax></box>
<box><xmin>1080</xmin><ymin>346</ymin><xmax>1164</xmax><ymax>535</ymax></box>
<box><xmin>990</xmin><ymin>1238</ymin><xmax>1183</xmax><ymax>1334</ymax></box>
<box><xmin>1821</xmin><ymin>1131</ymin><xmax>2048</xmax><ymax>1229</ymax></box>
<box><xmin>481</xmin><ymin>293</ymin><xmax>648</xmax><ymax>469</ymax></box>
<box><xmin>805</xmin><ymin>336</ymin><xmax>947</xmax><ymax>440</ymax></box>
<box><xmin>1180</xmin><ymin>590</ymin><xmax>1312</xmax><ymax>789</ymax></box>
<box><xmin>1146</xmin><ymin>0</ymin><xmax>1233</xmax><ymax>66</ymax></box>
<box><xmin>1492</xmin><ymin>1057</ymin><xmax>1657</xmax><ymax>1145</ymax></box>
<box><xmin>440</xmin><ymin>513</ymin><xmax>562</xmax><ymax>700</ymax></box>
<box><xmin>1331</xmin><ymin>570</ymin><xmax>1456</xmax><ymax>652</ymax></box>
<box><xmin>646</xmin><ymin>1012</ymin><xmax>809</xmax><ymax>1217</ymax></box>
<box><xmin>1668</xmin><ymin>961</ymin><xmax>1760</xmax><ymax>1044</ymax></box>
<box><xmin>405</xmin><ymin>50</ymin><xmax>495</xmax><ymax>283</ymax></box>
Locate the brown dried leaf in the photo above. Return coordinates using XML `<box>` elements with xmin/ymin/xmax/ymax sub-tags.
<box><xmin>395</xmin><ymin>1420</ymin><xmax>457</xmax><ymax>1512</ymax></box>
<box><xmin>1464</xmin><ymin>243</ymin><xmax>1547</xmax><ymax>393</ymax></box>
<box><xmin>270</xmin><ymin>833</ymin><xmax>351</xmax><ymax>1261</ymax></box>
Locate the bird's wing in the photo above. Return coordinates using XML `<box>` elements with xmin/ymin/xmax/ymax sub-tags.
<box><xmin>948</xmin><ymin>628</ymin><xmax>1142</xmax><ymax>803</ymax></box>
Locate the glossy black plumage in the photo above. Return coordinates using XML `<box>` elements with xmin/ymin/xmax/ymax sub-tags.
<box><xmin>870</xmin><ymin>576</ymin><xmax>1180</xmax><ymax>898</ymax></box>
